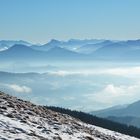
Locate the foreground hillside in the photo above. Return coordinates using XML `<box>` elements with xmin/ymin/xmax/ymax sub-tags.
<box><xmin>0</xmin><ymin>92</ymin><xmax>139</xmax><ymax>140</ymax></box>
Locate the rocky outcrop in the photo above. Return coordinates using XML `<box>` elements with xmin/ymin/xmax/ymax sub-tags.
<box><xmin>0</xmin><ymin>91</ymin><xmax>139</xmax><ymax>140</ymax></box>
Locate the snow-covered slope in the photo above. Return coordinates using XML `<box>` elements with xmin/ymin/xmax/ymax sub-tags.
<box><xmin>0</xmin><ymin>92</ymin><xmax>139</xmax><ymax>140</ymax></box>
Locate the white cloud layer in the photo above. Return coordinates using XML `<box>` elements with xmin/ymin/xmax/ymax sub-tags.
<box><xmin>0</xmin><ymin>83</ymin><xmax>32</xmax><ymax>94</ymax></box>
<box><xmin>47</xmin><ymin>66</ymin><xmax>140</xmax><ymax>78</ymax></box>
<box><xmin>0</xmin><ymin>47</ymin><xmax>8</xmax><ymax>51</ymax></box>
<box><xmin>8</xmin><ymin>84</ymin><xmax>32</xmax><ymax>93</ymax></box>
<box><xmin>83</xmin><ymin>83</ymin><xmax>140</xmax><ymax>109</ymax></box>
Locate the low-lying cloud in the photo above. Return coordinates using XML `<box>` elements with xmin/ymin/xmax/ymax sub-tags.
<box><xmin>0</xmin><ymin>47</ymin><xmax>8</xmax><ymax>51</ymax></box>
<box><xmin>8</xmin><ymin>84</ymin><xmax>32</xmax><ymax>93</ymax></box>
<box><xmin>47</xmin><ymin>66</ymin><xmax>140</xmax><ymax>78</ymax></box>
<box><xmin>83</xmin><ymin>83</ymin><xmax>140</xmax><ymax>109</ymax></box>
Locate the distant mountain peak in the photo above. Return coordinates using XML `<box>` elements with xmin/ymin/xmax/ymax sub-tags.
<box><xmin>50</xmin><ymin>39</ymin><xmax>60</xmax><ymax>43</ymax></box>
<box><xmin>47</xmin><ymin>46</ymin><xmax>79</xmax><ymax>55</ymax></box>
<box><xmin>46</xmin><ymin>39</ymin><xmax>62</xmax><ymax>46</ymax></box>
<box><xmin>0</xmin><ymin>40</ymin><xmax>31</xmax><ymax>47</ymax></box>
<box><xmin>8</xmin><ymin>44</ymin><xmax>33</xmax><ymax>51</ymax></box>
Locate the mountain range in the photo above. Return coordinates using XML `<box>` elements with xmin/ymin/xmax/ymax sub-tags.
<box><xmin>1</xmin><ymin>39</ymin><xmax>140</xmax><ymax>61</ymax></box>
<box><xmin>0</xmin><ymin>40</ymin><xmax>31</xmax><ymax>51</ymax></box>
<box><xmin>0</xmin><ymin>44</ymin><xmax>82</xmax><ymax>62</ymax></box>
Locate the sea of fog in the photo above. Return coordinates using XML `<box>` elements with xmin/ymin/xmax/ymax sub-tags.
<box><xmin>1</xmin><ymin>61</ymin><xmax>140</xmax><ymax>112</ymax></box>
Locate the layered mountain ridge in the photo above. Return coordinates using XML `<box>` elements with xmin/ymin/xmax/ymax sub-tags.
<box><xmin>1</xmin><ymin>39</ymin><xmax>140</xmax><ymax>61</ymax></box>
<box><xmin>91</xmin><ymin>100</ymin><xmax>140</xmax><ymax>128</ymax></box>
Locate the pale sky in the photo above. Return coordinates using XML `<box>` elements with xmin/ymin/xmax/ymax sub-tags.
<box><xmin>0</xmin><ymin>0</ymin><xmax>140</xmax><ymax>43</ymax></box>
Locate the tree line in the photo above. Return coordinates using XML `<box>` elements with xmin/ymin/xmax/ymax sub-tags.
<box><xmin>46</xmin><ymin>106</ymin><xmax>140</xmax><ymax>138</ymax></box>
